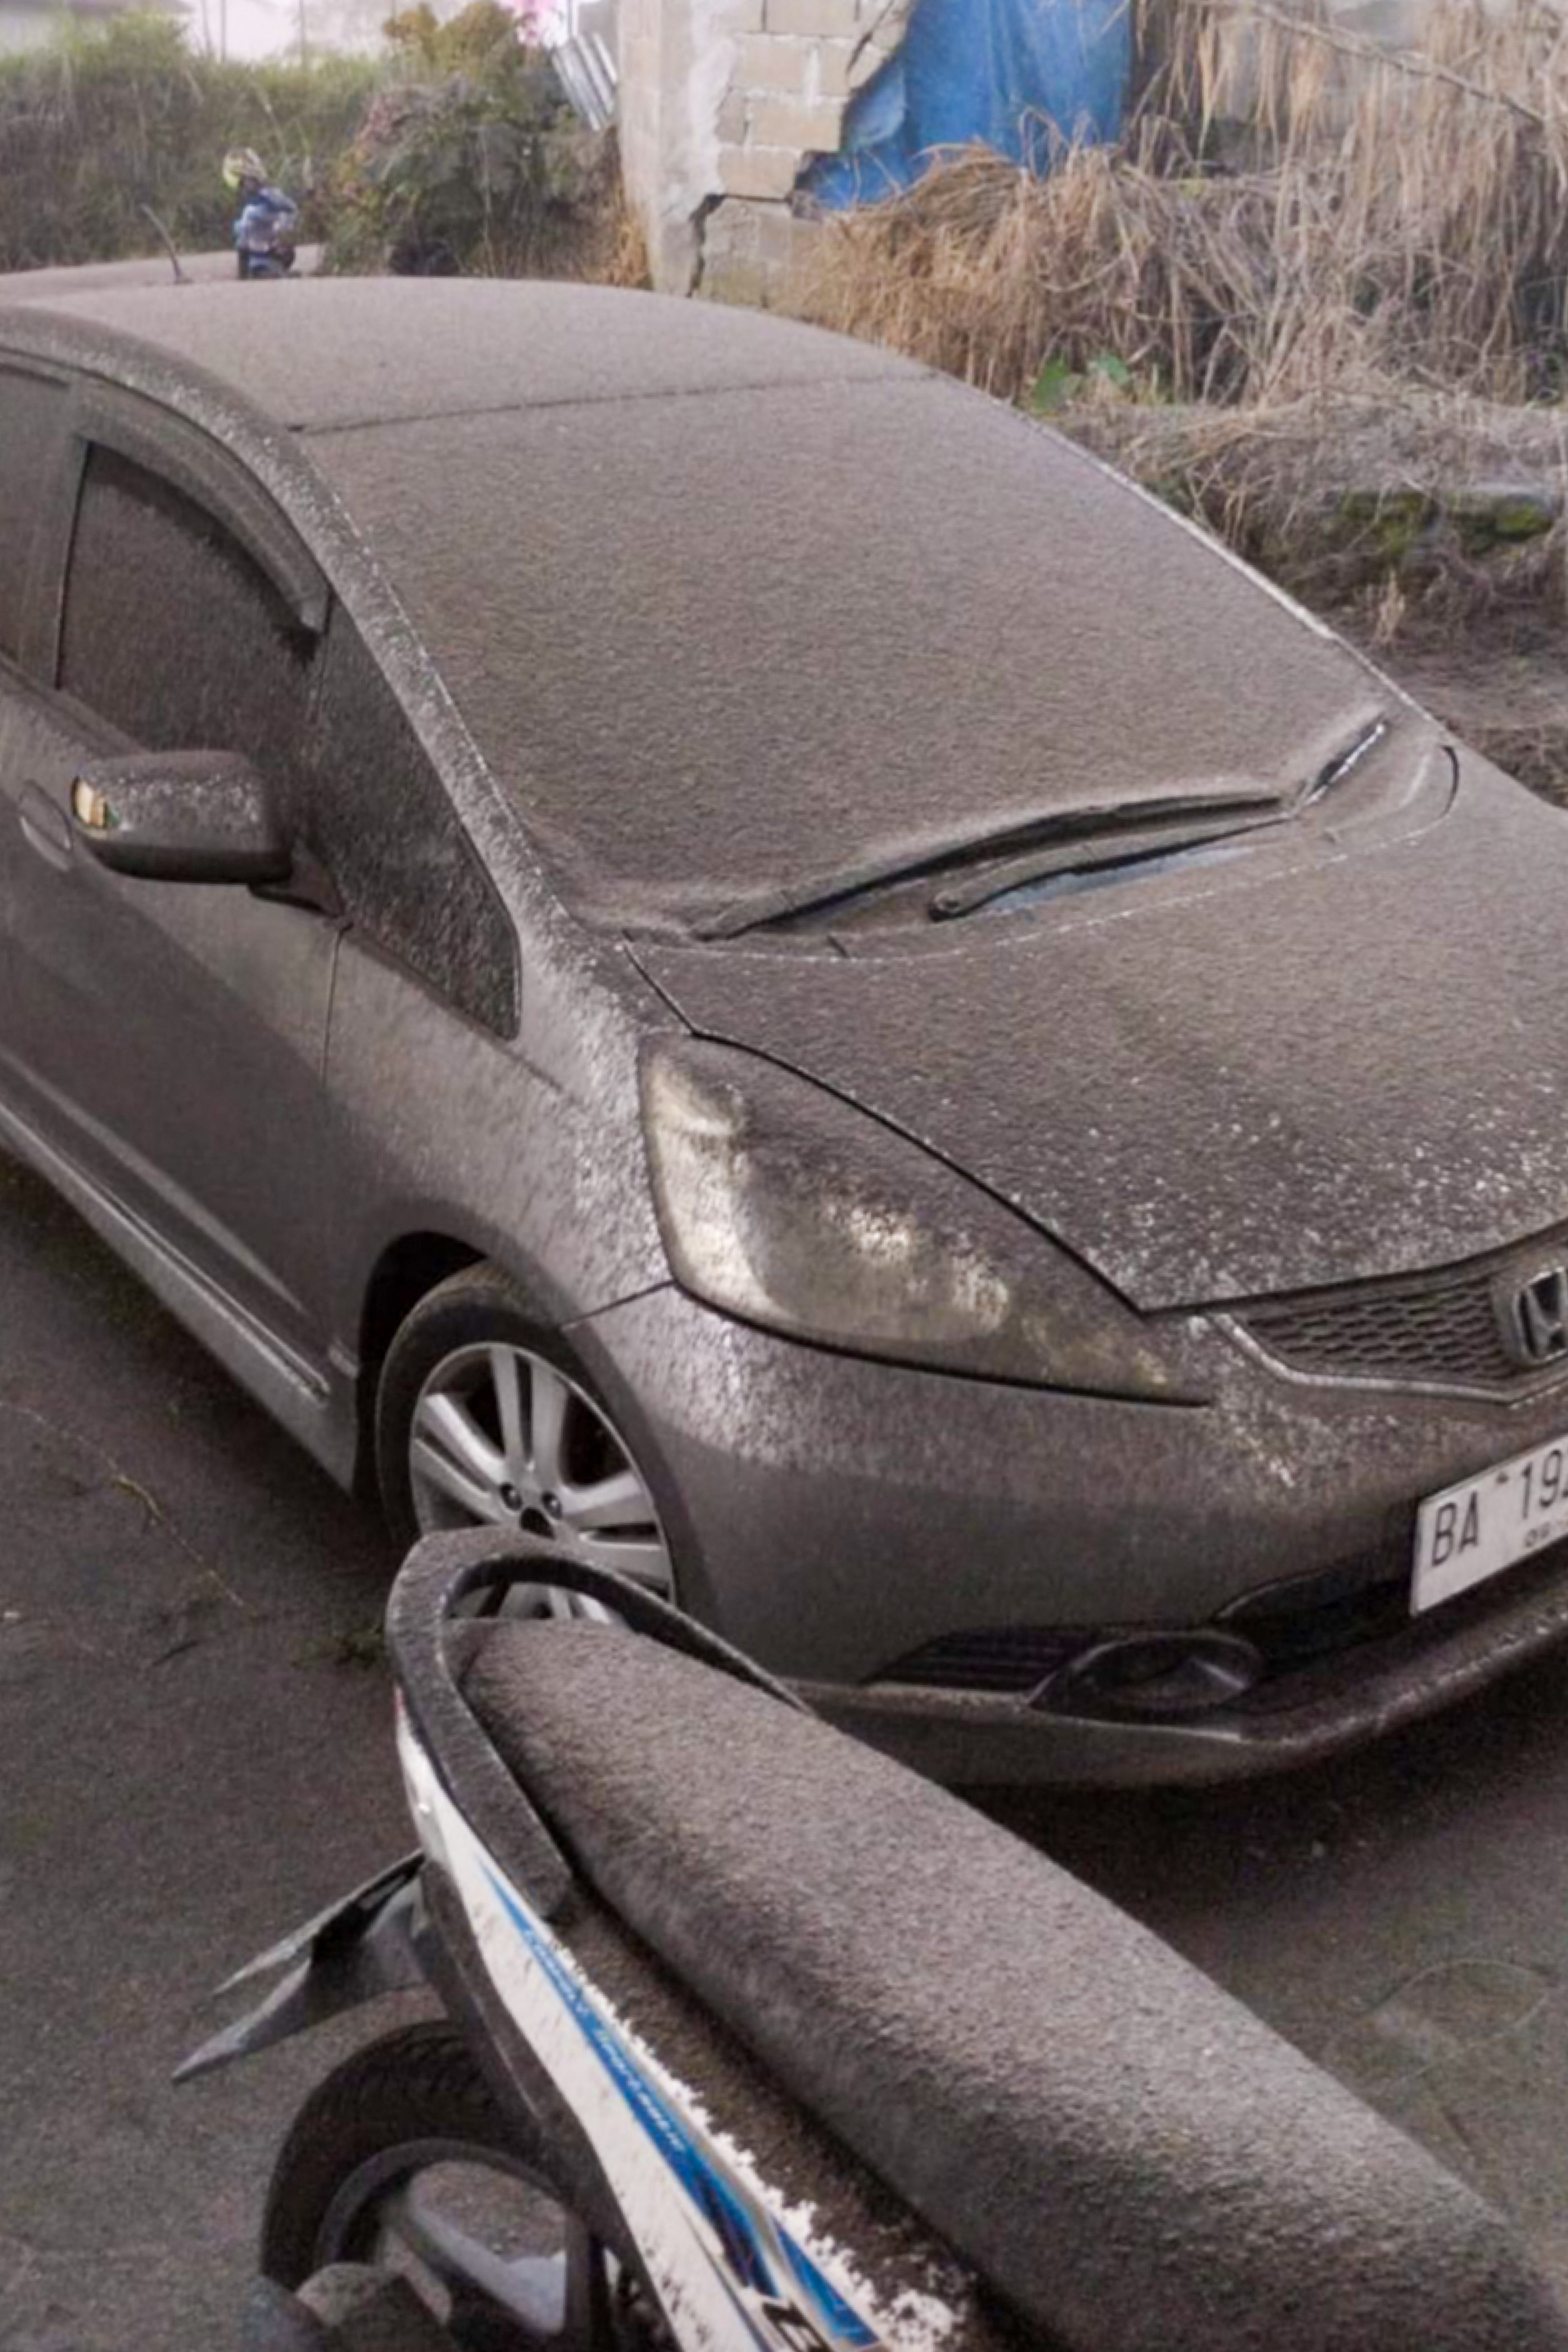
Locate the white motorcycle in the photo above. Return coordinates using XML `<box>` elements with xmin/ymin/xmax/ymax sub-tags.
<box><xmin>181</xmin><ymin>1530</ymin><xmax>1568</xmax><ymax>2352</ymax></box>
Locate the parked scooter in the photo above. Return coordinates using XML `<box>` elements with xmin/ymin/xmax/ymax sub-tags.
<box><xmin>223</xmin><ymin>146</ymin><xmax>299</xmax><ymax>280</ymax></box>
<box><xmin>181</xmin><ymin>1530</ymin><xmax>1568</xmax><ymax>2352</ymax></box>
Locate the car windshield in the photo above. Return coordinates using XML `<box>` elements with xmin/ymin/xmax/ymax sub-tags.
<box><xmin>309</xmin><ymin>382</ymin><xmax>1402</xmax><ymax>935</ymax></box>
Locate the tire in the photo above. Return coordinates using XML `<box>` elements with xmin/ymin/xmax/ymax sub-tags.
<box><xmin>374</xmin><ymin>1264</ymin><xmax>673</xmax><ymax>1607</ymax></box>
<box><xmin>262</xmin><ymin>2023</ymin><xmax>538</xmax><ymax>2286</ymax></box>
<box><xmin>262</xmin><ymin>2019</ymin><xmax>602</xmax><ymax>2352</ymax></box>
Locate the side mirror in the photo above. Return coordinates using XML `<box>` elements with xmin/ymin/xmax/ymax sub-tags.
<box><xmin>69</xmin><ymin>750</ymin><xmax>293</xmax><ymax>886</ymax></box>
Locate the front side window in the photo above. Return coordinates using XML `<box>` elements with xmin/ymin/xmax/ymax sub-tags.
<box><xmin>57</xmin><ymin>439</ymin><xmax>513</xmax><ymax>1031</ymax></box>
<box><xmin>59</xmin><ymin>443</ymin><xmax>313</xmax><ymax>792</ymax></box>
<box><xmin>0</xmin><ymin>367</ymin><xmax>67</xmax><ymax>665</ymax></box>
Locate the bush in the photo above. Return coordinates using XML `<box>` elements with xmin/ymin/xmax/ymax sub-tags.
<box><xmin>0</xmin><ymin>12</ymin><xmax>380</xmax><ymax>271</ymax></box>
<box><xmin>320</xmin><ymin>0</ymin><xmax>629</xmax><ymax>278</ymax></box>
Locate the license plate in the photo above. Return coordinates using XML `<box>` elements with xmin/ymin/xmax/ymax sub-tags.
<box><xmin>1413</xmin><ymin>1433</ymin><xmax>1568</xmax><ymax>1614</ymax></box>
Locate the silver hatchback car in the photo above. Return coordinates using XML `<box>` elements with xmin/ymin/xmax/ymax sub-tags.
<box><xmin>4</xmin><ymin>275</ymin><xmax>1568</xmax><ymax>1783</ymax></box>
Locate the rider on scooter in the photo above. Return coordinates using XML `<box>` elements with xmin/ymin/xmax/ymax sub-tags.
<box><xmin>223</xmin><ymin>146</ymin><xmax>299</xmax><ymax>278</ymax></box>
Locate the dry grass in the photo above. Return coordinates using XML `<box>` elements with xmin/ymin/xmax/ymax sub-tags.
<box><xmin>798</xmin><ymin>0</ymin><xmax>1568</xmax><ymax>407</ymax></box>
<box><xmin>477</xmin><ymin>133</ymin><xmax>652</xmax><ymax>286</ymax></box>
<box><xmin>579</xmin><ymin>144</ymin><xmax>652</xmax><ymax>288</ymax></box>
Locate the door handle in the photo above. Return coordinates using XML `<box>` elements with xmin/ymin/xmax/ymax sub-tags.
<box><xmin>18</xmin><ymin>782</ymin><xmax>72</xmax><ymax>870</ymax></box>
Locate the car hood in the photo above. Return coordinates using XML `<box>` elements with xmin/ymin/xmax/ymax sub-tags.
<box><xmin>636</xmin><ymin>753</ymin><xmax>1568</xmax><ymax>1311</ymax></box>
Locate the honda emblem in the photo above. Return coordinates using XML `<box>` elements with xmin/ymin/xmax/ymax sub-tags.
<box><xmin>1499</xmin><ymin>1265</ymin><xmax>1568</xmax><ymax>1368</ymax></box>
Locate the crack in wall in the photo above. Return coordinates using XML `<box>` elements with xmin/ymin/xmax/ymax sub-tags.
<box><xmin>622</xmin><ymin>0</ymin><xmax>918</xmax><ymax>294</ymax></box>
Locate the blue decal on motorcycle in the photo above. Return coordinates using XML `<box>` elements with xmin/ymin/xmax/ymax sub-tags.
<box><xmin>779</xmin><ymin>2234</ymin><xmax>880</xmax><ymax>2342</ymax></box>
<box><xmin>484</xmin><ymin>1867</ymin><xmax>878</xmax><ymax>2349</ymax></box>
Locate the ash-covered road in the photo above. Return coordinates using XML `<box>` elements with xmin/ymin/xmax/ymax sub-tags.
<box><xmin>0</xmin><ymin>1151</ymin><xmax>409</xmax><ymax>2352</ymax></box>
<box><xmin>4</xmin><ymin>1145</ymin><xmax>1568</xmax><ymax>2347</ymax></box>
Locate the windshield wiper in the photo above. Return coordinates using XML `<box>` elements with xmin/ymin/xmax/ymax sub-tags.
<box><xmin>929</xmin><ymin>717</ymin><xmax>1392</xmax><ymax>922</ymax></box>
<box><xmin>928</xmin><ymin>806</ymin><xmax>1287</xmax><ymax>920</ymax></box>
<box><xmin>693</xmin><ymin>788</ymin><xmax>1286</xmax><ymax>942</ymax></box>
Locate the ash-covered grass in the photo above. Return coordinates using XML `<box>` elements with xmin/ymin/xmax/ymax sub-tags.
<box><xmin>1062</xmin><ymin>389</ymin><xmax>1568</xmax><ymax>628</ymax></box>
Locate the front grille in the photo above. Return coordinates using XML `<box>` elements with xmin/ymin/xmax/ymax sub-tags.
<box><xmin>1236</xmin><ymin>1238</ymin><xmax>1568</xmax><ymax>1394</ymax></box>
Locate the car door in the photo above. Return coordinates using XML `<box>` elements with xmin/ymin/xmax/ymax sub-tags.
<box><xmin>0</xmin><ymin>394</ymin><xmax>342</xmax><ymax>1374</ymax></box>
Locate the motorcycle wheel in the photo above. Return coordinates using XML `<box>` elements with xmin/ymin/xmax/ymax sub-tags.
<box><xmin>261</xmin><ymin>2021</ymin><xmax>601</xmax><ymax>2351</ymax></box>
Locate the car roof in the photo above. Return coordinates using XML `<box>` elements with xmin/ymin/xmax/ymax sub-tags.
<box><xmin>0</xmin><ymin>275</ymin><xmax>916</xmax><ymax>431</ymax></box>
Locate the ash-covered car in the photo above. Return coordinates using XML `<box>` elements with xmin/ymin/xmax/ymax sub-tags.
<box><xmin>3</xmin><ymin>275</ymin><xmax>1567</xmax><ymax>1783</ymax></box>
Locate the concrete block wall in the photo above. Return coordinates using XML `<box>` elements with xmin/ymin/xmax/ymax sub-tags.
<box><xmin>717</xmin><ymin>0</ymin><xmax>912</xmax><ymax>205</ymax></box>
<box><xmin>618</xmin><ymin>0</ymin><xmax>916</xmax><ymax>296</ymax></box>
<box><xmin>616</xmin><ymin>0</ymin><xmax>668</xmax><ymax>269</ymax></box>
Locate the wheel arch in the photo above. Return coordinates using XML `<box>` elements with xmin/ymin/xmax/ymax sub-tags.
<box><xmin>353</xmin><ymin>1231</ymin><xmax>486</xmax><ymax>1497</ymax></box>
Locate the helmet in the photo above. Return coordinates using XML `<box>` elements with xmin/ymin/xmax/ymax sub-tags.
<box><xmin>222</xmin><ymin>146</ymin><xmax>267</xmax><ymax>192</ymax></box>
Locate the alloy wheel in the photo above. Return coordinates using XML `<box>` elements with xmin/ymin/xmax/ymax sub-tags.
<box><xmin>407</xmin><ymin>1342</ymin><xmax>672</xmax><ymax>1612</ymax></box>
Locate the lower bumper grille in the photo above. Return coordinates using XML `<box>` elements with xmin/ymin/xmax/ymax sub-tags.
<box><xmin>1220</xmin><ymin>1545</ymin><xmax>1412</xmax><ymax>1668</ymax></box>
<box><xmin>867</xmin><ymin>1538</ymin><xmax>1488</xmax><ymax>1705</ymax></box>
<box><xmin>870</xmin><ymin>1626</ymin><xmax>1082</xmax><ymax>1695</ymax></box>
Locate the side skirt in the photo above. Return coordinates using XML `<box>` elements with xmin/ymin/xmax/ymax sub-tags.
<box><xmin>0</xmin><ymin>1092</ymin><xmax>358</xmax><ymax>1486</ymax></box>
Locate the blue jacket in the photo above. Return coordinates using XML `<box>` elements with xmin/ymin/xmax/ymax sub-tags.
<box><xmin>233</xmin><ymin>185</ymin><xmax>298</xmax><ymax>250</ymax></box>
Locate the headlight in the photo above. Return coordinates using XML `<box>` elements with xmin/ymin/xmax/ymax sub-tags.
<box><xmin>640</xmin><ymin>1039</ymin><xmax>1191</xmax><ymax>1397</ymax></box>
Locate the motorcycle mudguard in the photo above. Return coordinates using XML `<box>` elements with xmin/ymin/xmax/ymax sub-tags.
<box><xmin>175</xmin><ymin>1853</ymin><xmax>429</xmax><ymax>2083</ymax></box>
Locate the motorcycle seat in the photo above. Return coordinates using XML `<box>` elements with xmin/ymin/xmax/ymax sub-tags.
<box><xmin>459</xmin><ymin>1617</ymin><xmax>1568</xmax><ymax>2352</ymax></box>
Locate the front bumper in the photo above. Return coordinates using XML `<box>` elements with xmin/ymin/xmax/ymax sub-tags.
<box><xmin>568</xmin><ymin>1283</ymin><xmax>1568</xmax><ymax>1785</ymax></box>
<box><xmin>807</xmin><ymin>1539</ymin><xmax>1568</xmax><ymax>1784</ymax></box>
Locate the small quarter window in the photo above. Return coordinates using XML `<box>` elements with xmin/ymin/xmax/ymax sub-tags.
<box><xmin>304</xmin><ymin>618</ymin><xmax>517</xmax><ymax>1034</ymax></box>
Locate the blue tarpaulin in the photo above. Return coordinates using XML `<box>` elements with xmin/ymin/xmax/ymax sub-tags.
<box><xmin>799</xmin><ymin>0</ymin><xmax>1130</xmax><ymax>208</ymax></box>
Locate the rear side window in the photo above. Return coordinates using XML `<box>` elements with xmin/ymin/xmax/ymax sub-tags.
<box><xmin>59</xmin><ymin>444</ymin><xmax>313</xmax><ymax>793</ymax></box>
<box><xmin>0</xmin><ymin>367</ymin><xmax>66</xmax><ymax>663</ymax></box>
<box><xmin>304</xmin><ymin>618</ymin><xmax>517</xmax><ymax>1036</ymax></box>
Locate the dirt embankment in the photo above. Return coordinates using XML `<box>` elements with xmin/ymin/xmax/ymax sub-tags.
<box><xmin>1054</xmin><ymin>391</ymin><xmax>1568</xmax><ymax>804</ymax></box>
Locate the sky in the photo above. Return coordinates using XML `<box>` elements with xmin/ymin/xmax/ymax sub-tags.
<box><xmin>188</xmin><ymin>0</ymin><xmax>396</xmax><ymax>62</ymax></box>
<box><xmin>193</xmin><ymin>0</ymin><xmax>305</xmax><ymax>63</ymax></box>
<box><xmin>186</xmin><ymin>0</ymin><xmax>549</xmax><ymax>58</ymax></box>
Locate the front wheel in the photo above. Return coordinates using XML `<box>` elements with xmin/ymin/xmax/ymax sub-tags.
<box><xmin>375</xmin><ymin>1264</ymin><xmax>674</xmax><ymax>1614</ymax></box>
<box><xmin>261</xmin><ymin>2023</ymin><xmax>604</xmax><ymax>2350</ymax></box>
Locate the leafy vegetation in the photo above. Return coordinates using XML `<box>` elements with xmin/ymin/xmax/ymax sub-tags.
<box><xmin>0</xmin><ymin>2</ymin><xmax>642</xmax><ymax>287</ymax></box>
<box><xmin>1028</xmin><ymin>354</ymin><xmax>1134</xmax><ymax>414</ymax></box>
